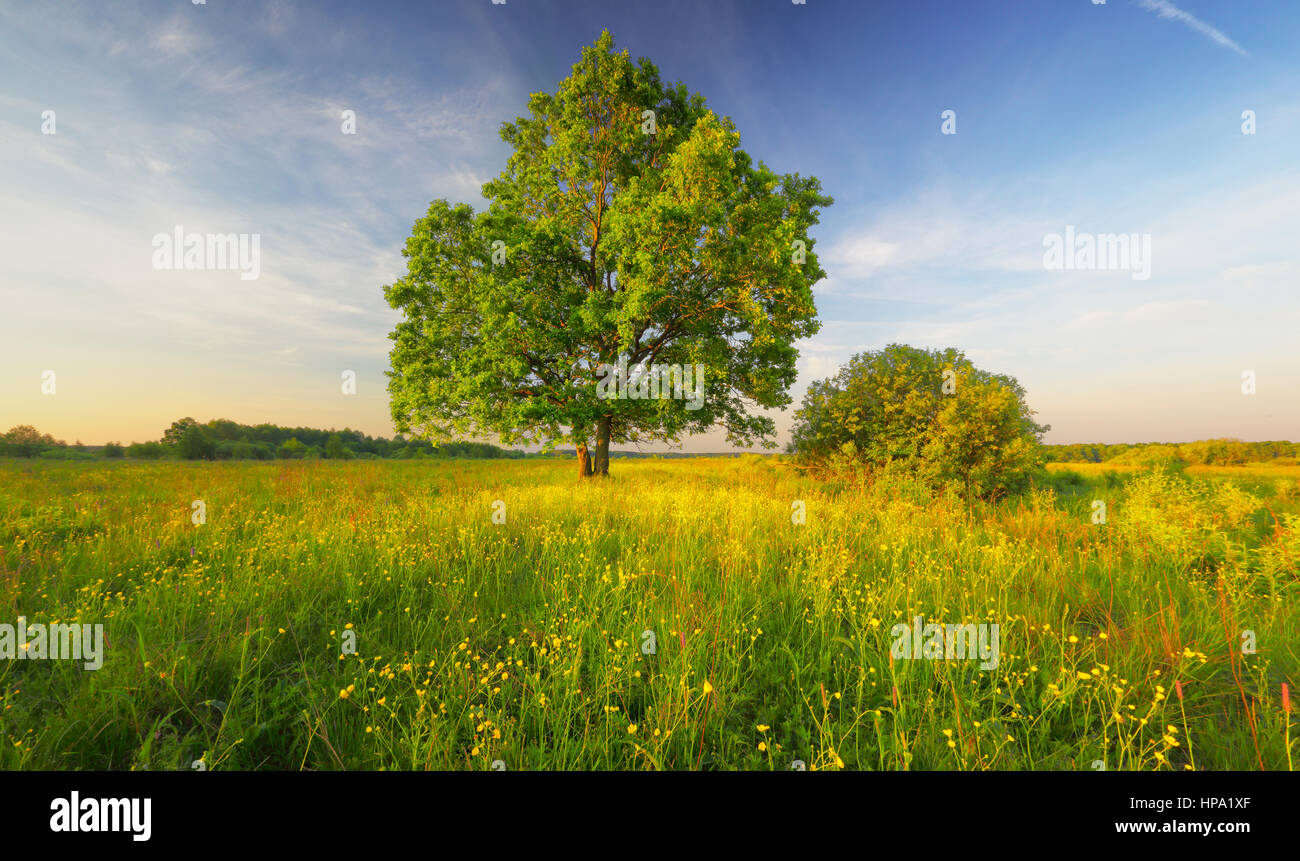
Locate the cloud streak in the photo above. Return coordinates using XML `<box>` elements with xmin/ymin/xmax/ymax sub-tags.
<box><xmin>1137</xmin><ymin>0</ymin><xmax>1248</xmax><ymax>56</ymax></box>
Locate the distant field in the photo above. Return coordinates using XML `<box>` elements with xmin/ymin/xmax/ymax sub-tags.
<box><xmin>1</xmin><ymin>457</ymin><xmax>1295</xmax><ymax>770</ymax></box>
<box><xmin>1052</xmin><ymin>460</ymin><xmax>1300</xmax><ymax>480</ymax></box>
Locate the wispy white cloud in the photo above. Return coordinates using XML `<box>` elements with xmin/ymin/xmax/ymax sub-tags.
<box><xmin>820</xmin><ymin>197</ymin><xmax>1047</xmax><ymax>290</ymax></box>
<box><xmin>1137</xmin><ymin>0</ymin><xmax>1248</xmax><ymax>56</ymax></box>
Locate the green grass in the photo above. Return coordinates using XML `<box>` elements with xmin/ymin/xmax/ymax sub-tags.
<box><xmin>0</xmin><ymin>457</ymin><xmax>1295</xmax><ymax>770</ymax></box>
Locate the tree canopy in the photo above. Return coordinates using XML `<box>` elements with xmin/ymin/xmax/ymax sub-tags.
<box><xmin>0</xmin><ymin>425</ymin><xmax>65</xmax><ymax>458</ymax></box>
<box><xmin>384</xmin><ymin>31</ymin><xmax>831</xmax><ymax>477</ymax></box>
<box><xmin>788</xmin><ymin>344</ymin><xmax>1049</xmax><ymax>498</ymax></box>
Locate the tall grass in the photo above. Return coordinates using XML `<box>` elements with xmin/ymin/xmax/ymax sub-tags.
<box><xmin>0</xmin><ymin>457</ymin><xmax>1294</xmax><ymax>770</ymax></box>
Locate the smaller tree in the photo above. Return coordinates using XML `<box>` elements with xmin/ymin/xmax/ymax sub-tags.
<box><xmin>162</xmin><ymin>417</ymin><xmax>199</xmax><ymax>447</ymax></box>
<box><xmin>917</xmin><ymin>376</ymin><xmax>1043</xmax><ymax>497</ymax></box>
<box><xmin>178</xmin><ymin>424</ymin><xmax>215</xmax><ymax>460</ymax></box>
<box><xmin>2</xmin><ymin>425</ymin><xmax>63</xmax><ymax>458</ymax></box>
<box><xmin>325</xmin><ymin>434</ymin><xmax>348</xmax><ymax>459</ymax></box>
<box><xmin>789</xmin><ymin>344</ymin><xmax>1048</xmax><ymax>498</ymax></box>
<box><xmin>103</xmin><ymin>442</ymin><xmax>125</xmax><ymax>459</ymax></box>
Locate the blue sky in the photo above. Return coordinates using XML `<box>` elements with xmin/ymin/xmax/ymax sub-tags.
<box><xmin>2</xmin><ymin>0</ymin><xmax>1297</xmax><ymax>448</ymax></box>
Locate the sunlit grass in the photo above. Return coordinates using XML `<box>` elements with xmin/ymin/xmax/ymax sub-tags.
<box><xmin>0</xmin><ymin>457</ymin><xmax>1294</xmax><ymax>770</ymax></box>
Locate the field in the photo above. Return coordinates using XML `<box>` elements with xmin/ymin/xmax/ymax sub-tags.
<box><xmin>1</xmin><ymin>457</ymin><xmax>1296</xmax><ymax>770</ymax></box>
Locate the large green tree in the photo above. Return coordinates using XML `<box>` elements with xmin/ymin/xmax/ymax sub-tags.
<box><xmin>384</xmin><ymin>31</ymin><xmax>831</xmax><ymax>477</ymax></box>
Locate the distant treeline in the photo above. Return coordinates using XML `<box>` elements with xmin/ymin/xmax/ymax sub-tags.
<box><xmin>1</xmin><ymin>420</ymin><xmax>525</xmax><ymax>461</ymax></box>
<box><xmin>13</xmin><ymin>421</ymin><xmax>1291</xmax><ymax>466</ymax></box>
<box><xmin>1044</xmin><ymin>438</ymin><xmax>1299</xmax><ymax>466</ymax></box>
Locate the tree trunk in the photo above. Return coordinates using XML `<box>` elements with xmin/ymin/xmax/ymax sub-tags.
<box><xmin>576</xmin><ymin>443</ymin><xmax>593</xmax><ymax>478</ymax></box>
<box><xmin>594</xmin><ymin>415</ymin><xmax>612</xmax><ymax>476</ymax></box>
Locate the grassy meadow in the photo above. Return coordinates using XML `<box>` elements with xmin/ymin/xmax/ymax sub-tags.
<box><xmin>1</xmin><ymin>456</ymin><xmax>1296</xmax><ymax>770</ymax></box>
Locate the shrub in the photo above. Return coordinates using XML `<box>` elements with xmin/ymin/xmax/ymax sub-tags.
<box><xmin>1259</xmin><ymin>513</ymin><xmax>1300</xmax><ymax>578</ymax></box>
<box><xmin>1046</xmin><ymin>468</ymin><xmax>1088</xmax><ymax>496</ymax></box>
<box><xmin>789</xmin><ymin>344</ymin><xmax>1048</xmax><ymax>498</ymax></box>
<box><xmin>126</xmin><ymin>442</ymin><xmax>166</xmax><ymax>460</ymax></box>
<box><xmin>2</xmin><ymin>425</ymin><xmax>65</xmax><ymax>458</ymax></box>
<box><xmin>1274</xmin><ymin>478</ymin><xmax>1300</xmax><ymax>503</ymax></box>
<box><xmin>1116</xmin><ymin>470</ymin><xmax>1259</xmax><ymax>566</ymax></box>
<box><xmin>37</xmin><ymin>448</ymin><xmax>96</xmax><ymax>461</ymax></box>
